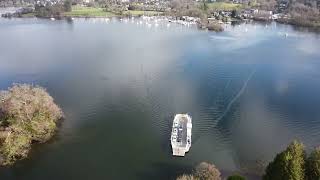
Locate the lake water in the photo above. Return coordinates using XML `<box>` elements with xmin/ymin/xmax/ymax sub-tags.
<box><xmin>0</xmin><ymin>17</ymin><xmax>320</xmax><ymax>180</ymax></box>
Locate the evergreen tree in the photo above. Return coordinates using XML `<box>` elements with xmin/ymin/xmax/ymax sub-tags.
<box><xmin>263</xmin><ymin>140</ymin><xmax>306</xmax><ymax>180</ymax></box>
<box><xmin>306</xmin><ymin>147</ymin><xmax>320</xmax><ymax>180</ymax></box>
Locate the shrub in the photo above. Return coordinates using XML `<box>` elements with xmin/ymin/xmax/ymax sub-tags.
<box><xmin>194</xmin><ymin>162</ymin><xmax>221</xmax><ymax>180</ymax></box>
<box><xmin>0</xmin><ymin>84</ymin><xmax>63</xmax><ymax>165</ymax></box>
<box><xmin>207</xmin><ymin>22</ymin><xmax>224</xmax><ymax>32</ymax></box>
<box><xmin>306</xmin><ymin>147</ymin><xmax>320</xmax><ymax>180</ymax></box>
<box><xmin>177</xmin><ymin>174</ymin><xmax>197</xmax><ymax>180</ymax></box>
<box><xmin>263</xmin><ymin>140</ymin><xmax>306</xmax><ymax>180</ymax></box>
<box><xmin>227</xmin><ymin>174</ymin><xmax>246</xmax><ymax>180</ymax></box>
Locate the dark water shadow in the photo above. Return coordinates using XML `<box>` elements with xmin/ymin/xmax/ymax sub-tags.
<box><xmin>136</xmin><ymin>162</ymin><xmax>194</xmax><ymax>180</ymax></box>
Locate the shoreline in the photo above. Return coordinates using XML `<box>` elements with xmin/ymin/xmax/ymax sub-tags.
<box><xmin>1</xmin><ymin>10</ymin><xmax>320</xmax><ymax>33</ymax></box>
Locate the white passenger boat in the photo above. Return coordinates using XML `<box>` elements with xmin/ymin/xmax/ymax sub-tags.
<box><xmin>171</xmin><ymin>114</ymin><xmax>192</xmax><ymax>156</ymax></box>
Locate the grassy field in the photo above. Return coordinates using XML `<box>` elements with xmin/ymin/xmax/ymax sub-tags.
<box><xmin>206</xmin><ymin>2</ymin><xmax>244</xmax><ymax>11</ymax></box>
<box><xmin>63</xmin><ymin>6</ymin><xmax>163</xmax><ymax>17</ymax></box>
<box><xmin>21</xmin><ymin>12</ymin><xmax>36</xmax><ymax>17</ymax></box>
<box><xmin>63</xmin><ymin>6</ymin><xmax>116</xmax><ymax>17</ymax></box>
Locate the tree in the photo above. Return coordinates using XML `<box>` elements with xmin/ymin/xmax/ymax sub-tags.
<box><xmin>227</xmin><ymin>174</ymin><xmax>246</xmax><ymax>180</ymax></box>
<box><xmin>263</xmin><ymin>140</ymin><xmax>306</xmax><ymax>180</ymax></box>
<box><xmin>194</xmin><ymin>162</ymin><xmax>221</xmax><ymax>180</ymax></box>
<box><xmin>64</xmin><ymin>0</ymin><xmax>72</xmax><ymax>12</ymax></box>
<box><xmin>34</xmin><ymin>4</ymin><xmax>65</xmax><ymax>17</ymax></box>
<box><xmin>306</xmin><ymin>147</ymin><xmax>320</xmax><ymax>180</ymax></box>
<box><xmin>201</xmin><ymin>0</ymin><xmax>208</xmax><ymax>11</ymax></box>
<box><xmin>231</xmin><ymin>9</ymin><xmax>240</xmax><ymax>18</ymax></box>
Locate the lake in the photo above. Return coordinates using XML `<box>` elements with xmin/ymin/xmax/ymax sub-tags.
<box><xmin>0</xmin><ymin>17</ymin><xmax>320</xmax><ymax>180</ymax></box>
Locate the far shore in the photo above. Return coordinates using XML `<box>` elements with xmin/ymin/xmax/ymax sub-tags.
<box><xmin>1</xmin><ymin>5</ymin><xmax>320</xmax><ymax>32</ymax></box>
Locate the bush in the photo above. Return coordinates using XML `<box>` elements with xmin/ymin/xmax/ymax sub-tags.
<box><xmin>227</xmin><ymin>174</ymin><xmax>246</xmax><ymax>180</ymax></box>
<box><xmin>177</xmin><ymin>174</ymin><xmax>197</xmax><ymax>180</ymax></box>
<box><xmin>306</xmin><ymin>147</ymin><xmax>320</xmax><ymax>180</ymax></box>
<box><xmin>0</xmin><ymin>84</ymin><xmax>63</xmax><ymax>165</ymax></box>
<box><xmin>207</xmin><ymin>22</ymin><xmax>224</xmax><ymax>32</ymax></box>
<box><xmin>263</xmin><ymin>140</ymin><xmax>306</xmax><ymax>180</ymax></box>
<box><xmin>194</xmin><ymin>162</ymin><xmax>221</xmax><ymax>180</ymax></box>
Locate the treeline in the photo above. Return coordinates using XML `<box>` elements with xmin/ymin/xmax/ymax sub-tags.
<box><xmin>34</xmin><ymin>0</ymin><xmax>72</xmax><ymax>17</ymax></box>
<box><xmin>287</xmin><ymin>2</ymin><xmax>320</xmax><ymax>27</ymax></box>
<box><xmin>176</xmin><ymin>140</ymin><xmax>320</xmax><ymax>180</ymax></box>
<box><xmin>0</xmin><ymin>0</ymin><xmax>36</xmax><ymax>7</ymax></box>
<box><xmin>255</xmin><ymin>0</ymin><xmax>320</xmax><ymax>27</ymax></box>
<box><xmin>264</xmin><ymin>140</ymin><xmax>320</xmax><ymax>180</ymax></box>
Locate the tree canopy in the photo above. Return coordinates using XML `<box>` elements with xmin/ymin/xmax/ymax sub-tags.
<box><xmin>306</xmin><ymin>147</ymin><xmax>320</xmax><ymax>180</ymax></box>
<box><xmin>0</xmin><ymin>84</ymin><xmax>63</xmax><ymax>165</ymax></box>
<box><xmin>263</xmin><ymin>140</ymin><xmax>306</xmax><ymax>180</ymax></box>
<box><xmin>194</xmin><ymin>162</ymin><xmax>221</xmax><ymax>180</ymax></box>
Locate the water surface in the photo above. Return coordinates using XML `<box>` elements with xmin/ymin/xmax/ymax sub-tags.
<box><xmin>0</xmin><ymin>18</ymin><xmax>320</xmax><ymax>179</ymax></box>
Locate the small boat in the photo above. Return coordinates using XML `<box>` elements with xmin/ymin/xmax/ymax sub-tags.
<box><xmin>171</xmin><ymin>114</ymin><xmax>192</xmax><ymax>156</ymax></box>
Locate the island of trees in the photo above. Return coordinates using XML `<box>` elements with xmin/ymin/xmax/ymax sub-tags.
<box><xmin>0</xmin><ymin>84</ymin><xmax>63</xmax><ymax>165</ymax></box>
<box><xmin>176</xmin><ymin>140</ymin><xmax>320</xmax><ymax>180</ymax></box>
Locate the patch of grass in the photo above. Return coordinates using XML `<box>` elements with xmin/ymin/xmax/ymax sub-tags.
<box><xmin>21</xmin><ymin>12</ymin><xmax>36</xmax><ymax>17</ymax></box>
<box><xmin>63</xmin><ymin>5</ymin><xmax>163</xmax><ymax>17</ymax></box>
<box><xmin>63</xmin><ymin>6</ymin><xmax>116</xmax><ymax>17</ymax></box>
<box><xmin>206</xmin><ymin>2</ymin><xmax>243</xmax><ymax>11</ymax></box>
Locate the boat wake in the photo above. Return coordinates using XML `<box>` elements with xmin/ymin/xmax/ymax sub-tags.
<box><xmin>210</xmin><ymin>35</ymin><xmax>237</xmax><ymax>41</ymax></box>
<box><xmin>193</xmin><ymin>69</ymin><xmax>256</xmax><ymax>144</ymax></box>
<box><xmin>217</xmin><ymin>69</ymin><xmax>256</xmax><ymax>123</ymax></box>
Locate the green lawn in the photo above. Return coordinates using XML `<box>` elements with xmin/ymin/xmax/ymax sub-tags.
<box><xmin>63</xmin><ymin>6</ymin><xmax>116</xmax><ymax>17</ymax></box>
<box><xmin>63</xmin><ymin>6</ymin><xmax>163</xmax><ymax>17</ymax></box>
<box><xmin>21</xmin><ymin>12</ymin><xmax>36</xmax><ymax>17</ymax></box>
<box><xmin>206</xmin><ymin>2</ymin><xmax>243</xmax><ymax>11</ymax></box>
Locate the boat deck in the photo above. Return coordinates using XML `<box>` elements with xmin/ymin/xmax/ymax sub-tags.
<box><xmin>171</xmin><ymin>114</ymin><xmax>192</xmax><ymax>156</ymax></box>
<box><xmin>175</xmin><ymin>116</ymin><xmax>188</xmax><ymax>147</ymax></box>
